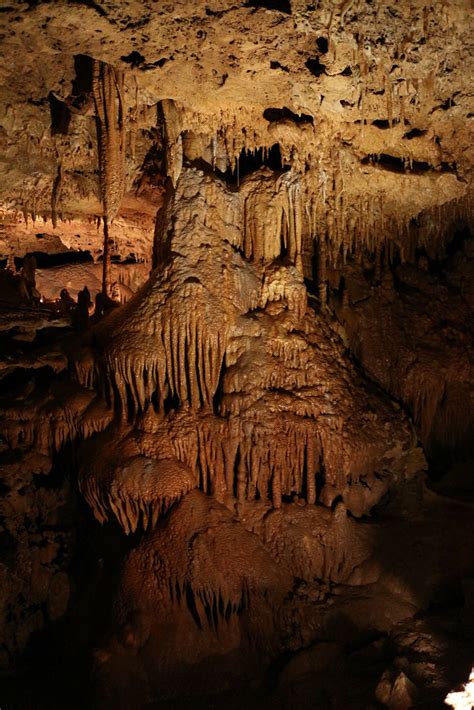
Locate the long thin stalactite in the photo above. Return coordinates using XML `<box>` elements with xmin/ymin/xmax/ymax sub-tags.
<box><xmin>92</xmin><ymin>59</ymin><xmax>126</xmax><ymax>297</ymax></box>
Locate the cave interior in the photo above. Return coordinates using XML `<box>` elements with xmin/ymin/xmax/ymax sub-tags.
<box><xmin>0</xmin><ymin>1</ymin><xmax>473</xmax><ymax>709</ymax></box>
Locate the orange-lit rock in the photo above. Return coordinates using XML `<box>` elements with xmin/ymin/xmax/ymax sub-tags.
<box><xmin>0</xmin><ymin>2</ymin><xmax>473</xmax><ymax>708</ymax></box>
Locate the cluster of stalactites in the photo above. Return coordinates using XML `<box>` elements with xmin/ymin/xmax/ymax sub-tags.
<box><xmin>140</xmin><ymin>417</ymin><xmax>324</xmax><ymax>510</ymax></box>
<box><xmin>393</xmin><ymin>370</ymin><xmax>473</xmax><ymax>455</ymax></box>
<box><xmin>79</xmin><ymin>456</ymin><xmax>197</xmax><ymax>534</ymax></box>
<box><xmin>167</xmin><ymin>573</ymin><xmax>251</xmax><ymax>632</ymax></box>
<box><xmin>175</xmin><ymin>104</ymin><xmax>471</xmax><ymax>275</ymax></box>
<box><xmin>181</xmin><ymin>105</ymin><xmax>314</xmax><ymax>175</ymax></box>
<box><xmin>95</xmin><ymin>274</ymin><xmax>307</xmax><ymax>420</ymax></box>
<box><xmin>102</xmin><ymin>289</ymin><xmax>226</xmax><ymax>415</ymax></box>
<box><xmin>80</xmin><ymin>477</ymin><xmax>188</xmax><ymax>534</ymax></box>
<box><xmin>240</xmin><ymin>171</ymin><xmax>304</xmax><ymax>274</ymax></box>
<box><xmin>304</xmin><ymin>175</ymin><xmax>472</xmax><ymax>301</ymax></box>
<box><xmin>78</xmin><ymin>416</ymin><xmax>335</xmax><ymax>532</ymax></box>
<box><xmin>1</xmin><ymin>400</ymin><xmax>110</xmax><ymax>453</ymax></box>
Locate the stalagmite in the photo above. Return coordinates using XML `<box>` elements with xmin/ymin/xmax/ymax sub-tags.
<box><xmin>77</xmin><ymin>167</ymin><xmax>426</xmax><ymax>527</ymax></box>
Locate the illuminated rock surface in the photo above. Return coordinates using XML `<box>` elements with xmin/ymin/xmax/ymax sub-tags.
<box><xmin>0</xmin><ymin>2</ymin><xmax>473</xmax><ymax>708</ymax></box>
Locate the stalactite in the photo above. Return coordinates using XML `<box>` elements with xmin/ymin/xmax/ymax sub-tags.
<box><xmin>51</xmin><ymin>161</ymin><xmax>63</xmax><ymax>229</ymax></box>
<box><xmin>318</xmin><ymin>234</ymin><xmax>328</xmax><ymax>304</ymax></box>
<box><xmin>92</xmin><ymin>59</ymin><xmax>126</xmax><ymax>297</ymax></box>
<box><xmin>160</xmin><ymin>99</ymin><xmax>183</xmax><ymax>188</ymax></box>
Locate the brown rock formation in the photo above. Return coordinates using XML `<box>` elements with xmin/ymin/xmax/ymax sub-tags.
<box><xmin>333</xmin><ymin>243</ymin><xmax>474</xmax><ymax>460</ymax></box>
<box><xmin>0</xmin><ymin>2</ymin><xmax>473</xmax><ymax>708</ymax></box>
<box><xmin>79</xmin><ymin>168</ymin><xmax>423</xmax><ymax>527</ymax></box>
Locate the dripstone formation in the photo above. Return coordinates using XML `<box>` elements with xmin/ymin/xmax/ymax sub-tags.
<box><xmin>0</xmin><ymin>2</ymin><xmax>473</xmax><ymax>709</ymax></box>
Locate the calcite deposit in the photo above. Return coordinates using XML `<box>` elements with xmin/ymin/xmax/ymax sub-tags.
<box><xmin>76</xmin><ymin>167</ymin><xmax>423</xmax><ymax>530</ymax></box>
<box><xmin>0</xmin><ymin>1</ymin><xmax>473</xmax><ymax>708</ymax></box>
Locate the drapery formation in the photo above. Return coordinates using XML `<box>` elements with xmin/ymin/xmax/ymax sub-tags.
<box><xmin>76</xmin><ymin>168</ymin><xmax>424</xmax><ymax>531</ymax></box>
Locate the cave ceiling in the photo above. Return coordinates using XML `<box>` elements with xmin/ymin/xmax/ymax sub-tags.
<box><xmin>0</xmin><ymin>0</ymin><xmax>473</xmax><ymax>262</ymax></box>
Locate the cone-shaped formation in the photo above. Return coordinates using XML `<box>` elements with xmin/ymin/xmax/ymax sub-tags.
<box><xmin>82</xmin><ymin>167</ymin><xmax>425</xmax><ymax>522</ymax></box>
<box><xmin>91</xmin><ymin>167</ymin><xmax>308</xmax><ymax>414</ymax></box>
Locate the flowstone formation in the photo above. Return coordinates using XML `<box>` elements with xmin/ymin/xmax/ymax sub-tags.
<box><xmin>68</xmin><ymin>164</ymin><xmax>431</xmax><ymax>703</ymax></box>
<box><xmin>79</xmin><ymin>167</ymin><xmax>423</xmax><ymax>527</ymax></box>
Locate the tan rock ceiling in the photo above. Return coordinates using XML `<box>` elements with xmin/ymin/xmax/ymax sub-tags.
<box><xmin>0</xmin><ymin>0</ymin><xmax>473</xmax><ymax>260</ymax></box>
